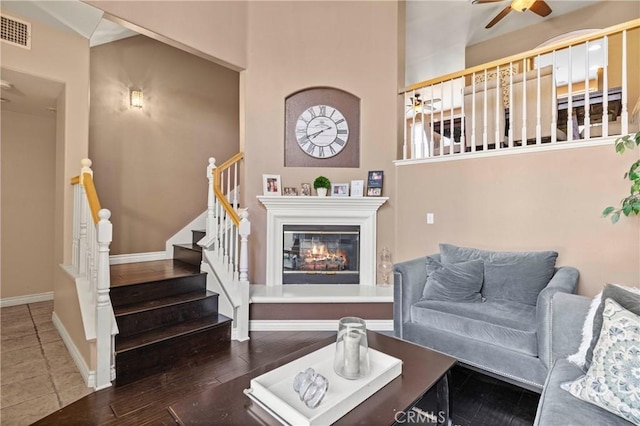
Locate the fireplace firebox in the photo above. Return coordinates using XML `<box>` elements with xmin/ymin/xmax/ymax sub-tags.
<box><xmin>283</xmin><ymin>225</ymin><xmax>360</xmax><ymax>284</ymax></box>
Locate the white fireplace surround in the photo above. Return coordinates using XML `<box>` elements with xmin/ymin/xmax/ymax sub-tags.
<box><xmin>257</xmin><ymin>196</ymin><xmax>388</xmax><ymax>287</ymax></box>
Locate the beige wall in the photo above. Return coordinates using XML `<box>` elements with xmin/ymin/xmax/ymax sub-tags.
<box><xmin>87</xmin><ymin>0</ymin><xmax>248</xmax><ymax>71</ymax></box>
<box><xmin>395</xmin><ymin>145</ymin><xmax>640</xmax><ymax>297</ymax></box>
<box><xmin>1</xmin><ymin>110</ymin><xmax>56</xmax><ymax>298</ymax></box>
<box><xmin>242</xmin><ymin>1</ymin><xmax>400</xmax><ymax>284</ymax></box>
<box><xmin>465</xmin><ymin>2</ymin><xmax>640</xmax><ymax>67</ymax></box>
<box><xmin>89</xmin><ymin>35</ymin><xmax>240</xmax><ymax>254</ymax></box>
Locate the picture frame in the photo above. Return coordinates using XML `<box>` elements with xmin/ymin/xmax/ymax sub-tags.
<box><xmin>283</xmin><ymin>187</ymin><xmax>298</xmax><ymax>196</ymax></box>
<box><xmin>263</xmin><ymin>174</ymin><xmax>282</xmax><ymax>196</ymax></box>
<box><xmin>331</xmin><ymin>183</ymin><xmax>350</xmax><ymax>197</ymax></box>
<box><xmin>300</xmin><ymin>183</ymin><xmax>311</xmax><ymax>196</ymax></box>
<box><xmin>367</xmin><ymin>170</ymin><xmax>383</xmax><ymax>197</ymax></box>
<box><xmin>350</xmin><ymin>180</ymin><xmax>364</xmax><ymax>197</ymax></box>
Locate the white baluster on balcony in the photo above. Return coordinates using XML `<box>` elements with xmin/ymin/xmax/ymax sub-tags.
<box><xmin>495</xmin><ymin>64</ymin><xmax>501</xmax><ymax>150</ymax></box>
<box><xmin>411</xmin><ymin>90</ymin><xmax>417</xmax><ymax>159</ymax></box>
<box><xmin>420</xmin><ymin>90</ymin><xmax>427</xmax><ymax>158</ymax></box>
<box><xmin>471</xmin><ymin>72</ymin><xmax>477</xmax><ymax>152</ymax></box>
<box><xmin>584</xmin><ymin>41</ymin><xmax>591</xmax><ymax>140</ymax></box>
<box><xmin>483</xmin><ymin>69</ymin><xmax>488</xmax><ymax>151</ymax></box>
<box><xmin>521</xmin><ymin>58</ymin><xmax>527</xmax><ymax>144</ymax></box>
<box><xmin>403</xmin><ymin>92</ymin><xmax>408</xmax><ymax>160</ymax></box>
<box><xmin>440</xmin><ymin>82</ymin><xmax>445</xmax><ymax>155</ymax></box>
<box><xmin>621</xmin><ymin>29</ymin><xmax>628</xmax><ymax>135</ymax></box>
<box><xmin>95</xmin><ymin>208</ymin><xmax>113</xmax><ymax>390</ymax></box>
<box><xmin>508</xmin><ymin>62</ymin><xmax>514</xmax><ymax>148</ymax></box>
<box><xmin>567</xmin><ymin>45</ymin><xmax>574</xmax><ymax>142</ymax></box>
<box><xmin>429</xmin><ymin>85</ymin><xmax>435</xmax><ymax>157</ymax></box>
<box><xmin>551</xmin><ymin>50</ymin><xmax>558</xmax><ymax>143</ymax></box>
<box><xmin>600</xmin><ymin>36</ymin><xmax>611</xmax><ymax>138</ymax></box>
<box><xmin>460</xmin><ymin>77</ymin><xmax>466</xmax><ymax>153</ymax></box>
<box><xmin>536</xmin><ymin>56</ymin><xmax>542</xmax><ymax>144</ymax></box>
<box><xmin>450</xmin><ymin>79</ymin><xmax>455</xmax><ymax>155</ymax></box>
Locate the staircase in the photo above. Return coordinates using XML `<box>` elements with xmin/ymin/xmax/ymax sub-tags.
<box><xmin>110</xmin><ymin>230</ymin><xmax>232</xmax><ymax>386</ymax></box>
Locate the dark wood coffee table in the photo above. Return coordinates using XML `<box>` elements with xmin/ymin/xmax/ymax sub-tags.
<box><xmin>168</xmin><ymin>331</ymin><xmax>456</xmax><ymax>425</ymax></box>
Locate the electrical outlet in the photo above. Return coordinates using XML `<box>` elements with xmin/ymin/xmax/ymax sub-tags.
<box><xmin>427</xmin><ymin>213</ymin><xmax>434</xmax><ymax>224</ymax></box>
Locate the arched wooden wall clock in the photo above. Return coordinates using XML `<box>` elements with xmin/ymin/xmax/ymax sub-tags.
<box><xmin>284</xmin><ymin>87</ymin><xmax>360</xmax><ymax>167</ymax></box>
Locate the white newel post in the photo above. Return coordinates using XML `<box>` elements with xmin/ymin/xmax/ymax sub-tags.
<box><xmin>95</xmin><ymin>208</ymin><xmax>113</xmax><ymax>390</ymax></box>
<box><xmin>206</xmin><ymin>157</ymin><xmax>217</xmax><ymax>239</ymax></box>
<box><xmin>238</xmin><ymin>209</ymin><xmax>251</xmax><ymax>283</ymax></box>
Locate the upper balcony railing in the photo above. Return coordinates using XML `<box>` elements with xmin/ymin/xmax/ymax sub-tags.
<box><xmin>399</xmin><ymin>19</ymin><xmax>640</xmax><ymax>162</ymax></box>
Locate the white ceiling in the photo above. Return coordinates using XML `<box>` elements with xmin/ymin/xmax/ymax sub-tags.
<box><xmin>0</xmin><ymin>0</ymin><xmax>611</xmax><ymax>116</ymax></box>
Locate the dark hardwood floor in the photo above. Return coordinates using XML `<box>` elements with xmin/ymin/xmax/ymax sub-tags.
<box><xmin>35</xmin><ymin>331</ymin><xmax>539</xmax><ymax>425</ymax></box>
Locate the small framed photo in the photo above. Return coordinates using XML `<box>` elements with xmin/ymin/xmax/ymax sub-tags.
<box><xmin>300</xmin><ymin>183</ymin><xmax>311</xmax><ymax>196</ymax></box>
<box><xmin>331</xmin><ymin>183</ymin><xmax>350</xmax><ymax>197</ymax></box>
<box><xmin>367</xmin><ymin>170</ymin><xmax>383</xmax><ymax>197</ymax></box>
<box><xmin>283</xmin><ymin>187</ymin><xmax>298</xmax><ymax>196</ymax></box>
<box><xmin>263</xmin><ymin>174</ymin><xmax>282</xmax><ymax>195</ymax></box>
<box><xmin>351</xmin><ymin>180</ymin><xmax>364</xmax><ymax>197</ymax></box>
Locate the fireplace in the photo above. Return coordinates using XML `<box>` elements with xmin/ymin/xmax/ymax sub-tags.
<box><xmin>283</xmin><ymin>225</ymin><xmax>360</xmax><ymax>284</ymax></box>
<box><xmin>258</xmin><ymin>196</ymin><xmax>388</xmax><ymax>287</ymax></box>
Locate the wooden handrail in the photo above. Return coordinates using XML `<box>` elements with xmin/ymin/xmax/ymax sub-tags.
<box><xmin>213</xmin><ymin>153</ymin><xmax>244</xmax><ymax>226</ymax></box>
<box><xmin>402</xmin><ymin>19</ymin><xmax>640</xmax><ymax>93</ymax></box>
<box><xmin>71</xmin><ymin>173</ymin><xmax>102</xmax><ymax>224</ymax></box>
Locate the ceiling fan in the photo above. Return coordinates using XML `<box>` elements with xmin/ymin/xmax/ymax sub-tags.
<box><xmin>473</xmin><ymin>0</ymin><xmax>552</xmax><ymax>29</ymax></box>
<box><xmin>406</xmin><ymin>94</ymin><xmax>442</xmax><ymax>116</ymax></box>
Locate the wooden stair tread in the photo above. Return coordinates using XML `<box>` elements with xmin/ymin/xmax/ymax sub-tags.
<box><xmin>113</xmin><ymin>290</ymin><xmax>217</xmax><ymax>316</ymax></box>
<box><xmin>173</xmin><ymin>243</ymin><xmax>203</xmax><ymax>252</ymax></box>
<box><xmin>110</xmin><ymin>260</ymin><xmax>201</xmax><ymax>287</ymax></box>
<box><xmin>116</xmin><ymin>314</ymin><xmax>231</xmax><ymax>353</ymax></box>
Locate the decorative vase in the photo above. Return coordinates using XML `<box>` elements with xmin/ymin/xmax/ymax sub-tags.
<box><xmin>334</xmin><ymin>317</ymin><xmax>370</xmax><ymax>380</ymax></box>
<box><xmin>377</xmin><ymin>247</ymin><xmax>393</xmax><ymax>286</ymax></box>
<box><xmin>316</xmin><ymin>187</ymin><xmax>328</xmax><ymax>197</ymax></box>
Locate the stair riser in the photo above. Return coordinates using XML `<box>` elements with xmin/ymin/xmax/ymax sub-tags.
<box><xmin>173</xmin><ymin>245</ymin><xmax>202</xmax><ymax>267</ymax></box>
<box><xmin>116</xmin><ymin>295</ymin><xmax>220</xmax><ymax>338</ymax></box>
<box><xmin>115</xmin><ymin>320</ymin><xmax>231</xmax><ymax>386</ymax></box>
<box><xmin>110</xmin><ymin>274</ymin><xmax>206</xmax><ymax>308</ymax></box>
<box><xmin>192</xmin><ymin>230</ymin><xmax>206</xmax><ymax>245</ymax></box>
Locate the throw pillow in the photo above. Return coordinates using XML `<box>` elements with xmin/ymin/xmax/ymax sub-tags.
<box><xmin>566</xmin><ymin>291</ymin><xmax>603</xmax><ymax>369</ymax></box>
<box><xmin>421</xmin><ymin>257</ymin><xmax>483</xmax><ymax>303</ymax></box>
<box><xmin>561</xmin><ymin>299</ymin><xmax>640</xmax><ymax>425</ymax></box>
<box><xmin>584</xmin><ymin>284</ymin><xmax>640</xmax><ymax>369</ymax></box>
<box><xmin>439</xmin><ymin>244</ymin><xmax>558</xmax><ymax>305</ymax></box>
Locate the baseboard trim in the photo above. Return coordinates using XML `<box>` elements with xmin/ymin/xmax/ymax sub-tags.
<box><xmin>52</xmin><ymin>312</ymin><xmax>94</xmax><ymax>388</ymax></box>
<box><xmin>109</xmin><ymin>251</ymin><xmax>167</xmax><ymax>265</ymax></box>
<box><xmin>249</xmin><ymin>319</ymin><xmax>393</xmax><ymax>332</ymax></box>
<box><xmin>0</xmin><ymin>292</ymin><xmax>53</xmax><ymax>307</ymax></box>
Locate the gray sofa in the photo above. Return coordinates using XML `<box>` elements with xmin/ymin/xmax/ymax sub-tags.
<box><xmin>534</xmin><ymin>292</ymin><xmax>633</xmax><ymax>425</ymax></box>
<box><xmin>393</xmin><ymin>246</ymin><xmax>579</xmax><ymax>392</ymax></box>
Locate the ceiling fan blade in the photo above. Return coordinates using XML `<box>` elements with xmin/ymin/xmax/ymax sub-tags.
<box><xmin>472</xmin><ymin>0</ymin><xmax>505</xmax><ymax>4</ymax></box>
<box><xmin>529</xmin><ymin>0</ymin><xmax>552</xmax><ymax>17</ymax></box>
<box><xmin>486</xmin><ymin>5</ymin><xmax>512</xmax><ymax>29</ymax></box>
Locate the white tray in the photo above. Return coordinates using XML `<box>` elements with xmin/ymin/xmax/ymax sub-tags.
<box><xmin>244</xmin><ymin>342</ymin><xmax>402</xmax><ymax>426</ymax></box>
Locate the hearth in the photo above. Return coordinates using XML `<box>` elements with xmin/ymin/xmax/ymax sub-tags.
<box><xmin>283</xmin><ymin>225</ymin><xmax>360</xmax><ymax>284</ymax></box>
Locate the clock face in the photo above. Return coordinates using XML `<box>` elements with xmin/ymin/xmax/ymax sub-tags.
<box><xmin>295</xmin><ymin>105</ymin><xmax>349</xmax><ymax>159</ymax></box>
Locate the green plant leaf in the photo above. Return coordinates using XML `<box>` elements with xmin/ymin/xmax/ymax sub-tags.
<box><xmin>625</xmin><ymin>137</ymin><xmax>637</xmax><ymax>150</ymax></box>
<box><xmin>612</xmin><ymin>212</ymin><xmax>621</xmax><ymax>224</ymax></box>
<box><xmin>602</xmin><ymin>206</ymin><xmax>615</xmax><ymax>216</ymax></box>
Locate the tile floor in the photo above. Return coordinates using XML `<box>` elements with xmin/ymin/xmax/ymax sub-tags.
<box><xmin>1</xmin><ymin>301</ymin><xmax>93</xmax><ymax>425</ymax></box>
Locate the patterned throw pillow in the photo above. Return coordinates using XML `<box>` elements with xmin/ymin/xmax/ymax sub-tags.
<box><xmin>561</xmin><ymin>298</ymin><xmax>640</xmax><ymax>425</ymax></box>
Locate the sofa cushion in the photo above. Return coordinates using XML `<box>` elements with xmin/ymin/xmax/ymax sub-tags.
<box><xmin>439</xmin><ymin>244</ymin><xmax>558</xmax><ymax>305</ymax></box>
<box><xmin>421</xmin><ymin>257</ymin><xmax>483</xmax><ymax>303</ymax></box>
<box><xmin>410</xmin><ymin>299</ymin><xmax>538</xmax><ymax>356</ymax></box>
<box><xmin>585</xmin><ymin>283</ymin><xmax>640</xmax><ymax>368</ymax></box>
<box><xmin>534</xmin><ymin>359</ymin><xmax>632</xmax><ymax>426</ymax></box>
<box><xmin>561</xmin><ymin>299</ymin><xmax>640</xmax><ymax>425</ymax></box>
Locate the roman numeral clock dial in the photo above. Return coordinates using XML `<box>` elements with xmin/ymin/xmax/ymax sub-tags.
<box><xmin>295</xmin><ymin>105</ymin><xmax>349</xmax><ymax>159</ymax></box>
<box><xmin>284</xmin><ymin>87</ymin><xmax>359</xmax><ymax>167</ymax></box>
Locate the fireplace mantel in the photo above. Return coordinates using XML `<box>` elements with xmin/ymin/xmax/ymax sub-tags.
<box><xmin>257</xmin><ymin>196</ymin><xmax>388</xmax><ymax>287</ymax></box>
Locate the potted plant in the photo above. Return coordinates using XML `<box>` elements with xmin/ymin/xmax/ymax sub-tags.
<box><xmin>602</xmin><ymin>131</ymin><xmax>640</xmax><ymax>223</ymax></box>
<box><xmin>313</xmin><ymin>176</ymin><xmax>331</xmax><ymax>197</ymax></box>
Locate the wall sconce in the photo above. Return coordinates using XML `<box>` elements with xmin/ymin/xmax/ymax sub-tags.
<box><xmin>130</xmin><ymin>89</ymin><xmax>143</xmax><ymax>108</ymax></box>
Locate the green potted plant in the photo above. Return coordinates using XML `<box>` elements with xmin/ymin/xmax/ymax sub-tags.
<box><xmin>313</xmin><ymin>176</ymin><xmax>331</xmax><ymax>197</ymax></box>
<box><xmin>602</xmin><ymin>131</ymin><xmax>640</xmax><ymax>223</ymax></box>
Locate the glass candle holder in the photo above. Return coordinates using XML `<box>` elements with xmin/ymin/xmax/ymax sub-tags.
<box><xmin>333</xmin><ymin>317</ymin><xmax>370</xmax><ymax>380</ymax></box>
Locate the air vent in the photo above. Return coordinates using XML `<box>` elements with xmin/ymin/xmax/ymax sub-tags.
<box><xmin>1</xmin><ymin>15</ymin><xmax>31</xmax><ymax>49</ymax></box>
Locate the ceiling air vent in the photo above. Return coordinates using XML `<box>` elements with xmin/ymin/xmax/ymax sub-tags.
<box><xmin>1</xmin><ymin>15</ymin><xmax>31</xmax><ymax>49</ymax></box>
